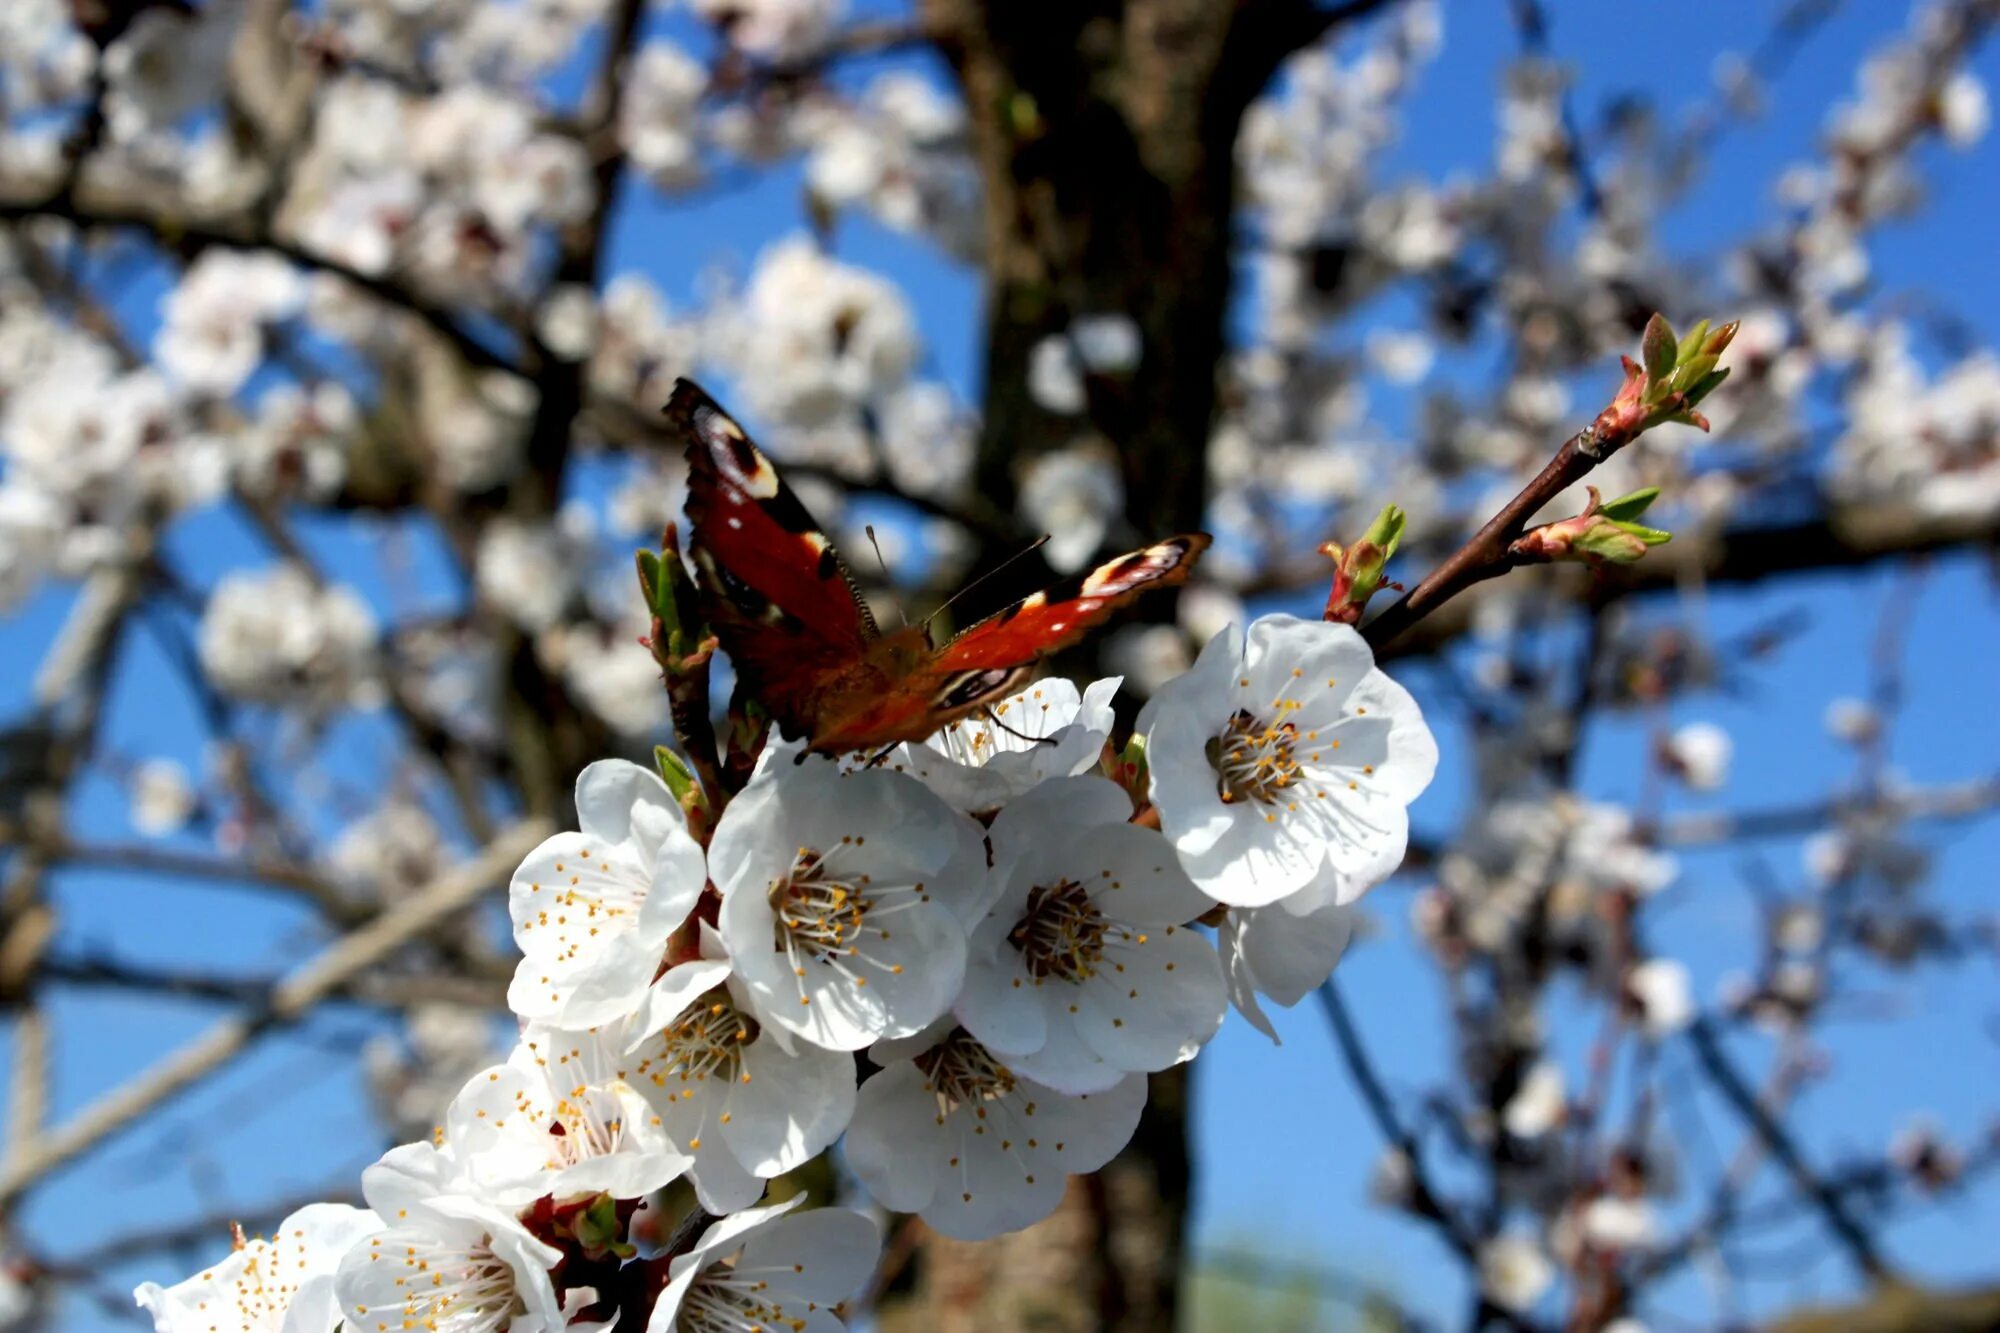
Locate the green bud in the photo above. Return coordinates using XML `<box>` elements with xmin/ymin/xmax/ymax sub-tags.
<box><xmin>1597</xmin><ymin>487</ymin><xmax>1661</xmax><ymax>522</ymax></box>
<box><xmin>1672</xmin><ymin>353</ymin><xmax>1719</xmax><ymax>396</ymax></box>
<box><xmin>1675</xmin><ymin>319</ymin><xmax>1712</xmax><ymax>365</ymax></box>
<box><xmin>654</xmin><ymin>744</ymin><xmax>697</xmax><ymax>802</ymax></box>
<box><xmin>573</xmin><ymin>1193</ymin><xmax>635</xmax><ymax>1260</ymax></box>
<box><xmin>635</xmin><ymin>549</ymin><xmax>662</xmax><ymax>614</ymax></box>
<box><xmin>1680</xmin><ymin>366</ymin><xmax>1731</xmax><ymax>407</ymax></box>
<box><xmin>1701</xmin><ymin>320</ymin><xmax>1740</xmax><ymax>358</ymax></box>
<box><xmin>1574</xmin><ymin>516</ymin><xmax>1671</xmax><ymax>564</ymax></box>
<box><xmin>1641</xmin><ymin>313</ymin><xmax>1678</xmax><ymax>387</ymax></box>
<box><xmin>1359</xmin><ymin>503</ymin><xmax>1406</xmax><ymax>558</ymax></box>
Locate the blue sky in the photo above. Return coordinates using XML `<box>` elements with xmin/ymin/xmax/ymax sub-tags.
<box><xmin>4</xmin><ymin>1</ymin><xmax>1998</xmax><ymax>1327</ymax></box>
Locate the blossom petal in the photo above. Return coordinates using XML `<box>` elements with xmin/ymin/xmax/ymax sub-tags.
<box><xmin>1072</xmin><ymin>923</ymin><xmax>1225</xmax><ymax>1071</ymax></box>
<box><xmin>846</xmin><ymin>1061</ymin><xmax>950</xmax><ymax>1213</ymax></box>
<box><xmin>721</xmin><ymin>1037</ymin><xmax>856</xmax><ymax>1176</ymax></box>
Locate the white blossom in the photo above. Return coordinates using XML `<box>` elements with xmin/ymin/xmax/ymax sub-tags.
<box><xmin>885</xmin><ymin>677</ymin><xmax>1122</xmax><ymax>813</ymax></box>
<box><xmin>708</xmin><ymin>762</ymin><xmax>974</xmax><ymax>1050</ymax></box>
<box><xmin>508</xmin><ymin>760</ymin><xmax>707</xmax><ymax>1029</ymax></box>
<box><xmin>1625</xmin><ymin>959</ymin><xmax>1694</xmax><ymax>1038</ymax></box>
<box><xmin>643</xmin><ymin>1197</ymin><xmax>878</xmax><ymax>1333</ymax></box>
<box><xmin>718</xmin><ymin>236</ymin><xmax>918</xmax><ymax>428</ymax></box>
<box><xmin>1019</xmin><ymin>446</ymin><xmax>1123</xmax><ymax>573</ymax></box>
<box><xmin>956</xmin><ymin>777</ymin><xmax>1225</xmax><ymax>1093</ymax></box>
<box><xmin>156</xmin><ymin>251</ymin><xmax>305</xmax><ymax>396</ymax></box>
<box><xmin>1577</xmin><ymin>1196</ymin><xmax>1660</xmax><ymax>1253</ymax></box>
<box><xmin>1140</xmin><ymin>615</ymin><xmax>1437</xmax><ymax>907</ymax></box>
<box><xmin>198</xmin><ymin>566</ymin><xmax>380</xmax><ymax>707</ymax></box>
<box><xmin>690</xmin><ymin>0</ymin><xmax>845</xmax><ymax>63</ymax></box>
<box><xmin>136</xmin><ymin>1203</ymin><xmax>382</xmax><ymax>1333</ymax></box>
<box><xmin>129</xmin><ymin>758</ymin><xmax>197</xmax><ymax>837</ymax></box>
<box><xmin>1477</xmin><ymin>1234</ymin><xmax>1554</xmax><ymax>1313</ymax></box>
<box><xmin>625</xmin><ymin>958</ymin><xmax>857</xmax><ymax>1213</ymax></box>
<box><xmin>477</xmin><ymin>515</ymin><xmax>590</xmax><ymax>633</ymax></box>
<box><xmin>1502</xmin><ymin>1061</ymin><xmax>1566</xmax><ymax>1138</ymax></box>
<box><xmin>1666</xmin><ymin>721</ymin><xmax>1732</xmax><ymax>791</ymax></box>
<box><xmin>443</xmin><ymin>1024</ymin><xmax>691</xmax><ymax>1207</ymax></box>
<box><xmin>1217</xmin><ymin>878</ymin><xmax>1356</xmax><ymax>1042</ymax></box>
<box><xmin>847</xmin><ymin>1023</ymin><xmax>1147</xmax><ymax>1239</ymax></box>
<box><xmin>334</xmin><ymin>1164</ymin><xmax>581</xmax><ymax>1333</ymax></box>
<box><xmin>620</xmin><ymin>44</ymin><xmax>709</xmax><ymax>188</ymax></box>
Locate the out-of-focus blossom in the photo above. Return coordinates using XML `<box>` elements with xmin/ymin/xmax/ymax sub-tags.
<box><xmin>198</xmin><ymin>566</ymin><xmax>380</xmax><ymax>707</ymax></box>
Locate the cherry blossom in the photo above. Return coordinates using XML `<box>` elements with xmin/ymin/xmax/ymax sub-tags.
<box><xmin>197</xmin><ymin>565</ymin><xmax>380</xmax><ymax>708</ymax></box>
<box><xmin>507</xmin><ymin>760</ymin><xmax>707</xmax><ymax>1029</ymax></box>
<box><xmin>1478</xmin><ymin>1234</ymin><xmax>1555</xmax><ymax>1313</ymax></box>
<box><xmin>129</xmin><ymin>758</ymin><xmax>197</xmax><ymax>837</ymax></box>
<box><xmin>1624</xmin><ymin>959</ymin><xmax>1695</xmax><ymax>1039</ymax></box>
<box><xmin>847</xmin><ymin>1022</ymin><xmax>1147</xmax><ymax>1240</ymax></box>
<box><xmin>625</xmin><ymin>959</ymin><xmax>857</xmax><ymax>1214</ymax></box>
<box><xmin>1217</xmin><ymin>878</ymin><xmax>1357</xmax><ymax>1042</ymax></box>
<box><xmin>643</xmin><ymin>1196</ymin><xmax>880</xmax><ymax>1333</ymax></box>
<box><xmin>443</xmin><ymin>1024</ymin><xmax>691</xmax><ymax>1208</ymax></box>
<box><xmin>708</xmin><ymin>761</ymin><xmax>973</xmax><ymax>1050</ymax></box>
<box><xmin>334</xmin><ymin>1196</ymin><xmax>584</xmax><ymax>1333</ymax></box>
<box><xmin>884</xmin><ymin>676</ymin><xmax>1122</xmax><ymax>813</ymax></box>
<box><xmin>135</xmin><ymin>1203</ymin><xmax>382</xmax><ymax>1333</ymax></box>
<box><xmin>956</xmin><ymin>776</ymin><xmax>1224</xmax><ymax>1093</ymax></box>
<box><xmin>1140</xmin><ymin>614</ymin><xmax>1437</xmax><ymax>907</ymax></box>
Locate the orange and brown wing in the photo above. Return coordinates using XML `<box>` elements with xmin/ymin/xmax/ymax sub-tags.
<box><xmin>807</xmin><ymin>534</ymin><xmax>1210</xmax><ymax>752</ymax></box>
<box><xmin>669</xmin><ymin>378</ymin><xmax>876</xmax><ymax>739</ymax></box>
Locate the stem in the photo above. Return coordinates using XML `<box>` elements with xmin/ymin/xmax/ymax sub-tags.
<box><xmin>1362</xmin><ymin>431</ymin><xmax>1594</xmax><ymax>651</ymax></box>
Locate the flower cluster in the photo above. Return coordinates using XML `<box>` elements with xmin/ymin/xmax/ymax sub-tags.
<box><xmin>133</xmin><ymin>605</ymin><xmax>1434</xmax><ymax>1329</ymax></box>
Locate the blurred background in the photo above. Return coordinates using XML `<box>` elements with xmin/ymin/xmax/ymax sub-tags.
<box><xmin>2</xmin><ymin>0</ymin><xmax>1997</xmax><ymax>1328</ymax></box>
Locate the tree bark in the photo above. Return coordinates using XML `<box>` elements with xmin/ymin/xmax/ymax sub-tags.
<box><xmin>883</xmin><ymin>3</ymin><xmax>1316</xmax><ymax>1327</ymax></box>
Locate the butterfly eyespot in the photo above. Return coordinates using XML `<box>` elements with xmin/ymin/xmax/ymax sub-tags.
<box><xmin>934</xmin><ymin>668</ymin><xmax>1023</xmax><ymax>711</ymax></box>
<box><xmin>699</xmin><ymin>407</ymin><xmax>781</xmax><ymax>498</ymax></box>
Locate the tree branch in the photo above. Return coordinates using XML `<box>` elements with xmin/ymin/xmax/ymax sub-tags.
<box><xmin>0</xmin><ymin>196</ymin><xmax>522</xmax><ymax>377</ymax></box>
<box><xmin>0</xmin><ymin>821</ymin><xmax>549</xmax><ymax>1207</ymax></box>
<box><xmin>1685</xmin><ymin>1016</ymin><xmax>1894</xmax><ymax>1283</ymax></box>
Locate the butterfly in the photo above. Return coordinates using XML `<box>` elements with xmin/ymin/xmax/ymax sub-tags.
<box><xmin>667</xmin><ymin>378</ymin><xmax>1209</xmax><ymax>755</ymax></box>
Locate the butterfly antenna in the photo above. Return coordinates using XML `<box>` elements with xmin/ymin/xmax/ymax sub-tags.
<box><xmin>922</xmin><ymin>535</ymin><xmax>1053</xmax><ymax>633</ymax></box>
<box><xmin>863</xmin><ymin>525</ymin><xmax>909</xmax><ymax>629</ymax></box>
<box><xmin>981</xmin><ymin>705</ymin><xmax>1059</xmax><ymax>748</ymax></box>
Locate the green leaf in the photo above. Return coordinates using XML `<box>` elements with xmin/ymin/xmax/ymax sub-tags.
<box><xmin>1672</xmin><ymin>353</ymin><xmax>1719</xmax><ymax>396</ymax></box>
<box><xmin>654</xmin><ymin>745</ymin><xmax>696</xmax><ymax>802</ymax></box>
<box><xmin>636</xmin><ymin>549</ymin><xmax>662</xmax><ymax>612</ymax></box>
<box><xmin>1675</xmin><ymin>319</ymin><xmax>1712</xmax><ymax>365</ymax></box>
<box><xmin>1598</xmin><ymin>487</ymin><xmax>1662</xmax><ymax>522</ymax></box>
<box><xmin>1680</xmin><ymin>366</ymin><xmax>1731</xmax><ymax>407</ymax></box>
<box><xmin>1574</xmin><ymin>516</ymin><xmax>1670</xmax><ymax>565</ymax></box>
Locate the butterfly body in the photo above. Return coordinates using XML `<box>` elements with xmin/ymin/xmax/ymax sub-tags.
<box><xmin>670</xmin><ymin>379</ymin><xmax>1208</xmax><ymax>754</ymax></box>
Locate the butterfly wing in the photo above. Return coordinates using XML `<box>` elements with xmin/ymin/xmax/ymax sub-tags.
<box><xmin>808</xmin><ymin>534</ymin><xmax>1210</xmax><ymax>752</ymax></box>
<box><xmin>669</xmin><ymin>378</ymin><xmax>877</xmax><ymax>738</ymax></box>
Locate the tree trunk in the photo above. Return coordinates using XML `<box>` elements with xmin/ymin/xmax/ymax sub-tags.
<box><xmin>881</xmin><ymin>3</ymin><xmax>1310</xmax><ymax>1327</ymax></box>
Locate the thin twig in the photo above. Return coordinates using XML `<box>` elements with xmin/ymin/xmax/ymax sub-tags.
<box><xmin>1684</xmin><ymin>1016</ymin><xmax>1893</xmax><ymax>1282</ymax></box>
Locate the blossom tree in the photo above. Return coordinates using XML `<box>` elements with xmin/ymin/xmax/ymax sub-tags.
<box><xmin>2</xmin><ymin>0</ymin><xmax>1998</xmax><ymax>1330</ymax></box>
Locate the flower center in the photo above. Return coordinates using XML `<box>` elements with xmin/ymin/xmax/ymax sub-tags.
<box><xmin>1008</xmin><ymin>878</ymin><xmax>1108</xmax><ymax>982</ymax></box>
<box><xmin>768</xmin><ymin>846</ymin><xmax>870</xmax><ymax>961</ymax></box>
<box><xmin>1207</xmin><ymin>708</ymin><xmax>1303</xmax><ymax>805</ymax></box>
<box><xmin>677</xmin><ymin>1260</ymin><xmax>806</xmax><ymax>1333</ymax></box>
<box><xmin>355</xmin><ymin>1234</ymin><xmax>519</xmax><ymax>1333</ymax></box>
<box><xmin>632</xmin><ymin>988</ymin><xmax>758</xmax><ymax>1091</ymax></box>
<box><xmin>545</xmin><ymin>1086</ymin><xmax>623</xmax><ymax>1167</ymax></box>
<box><xmin>915</xmin><ymin>1027</ymin><xmax>1017</xmax><ymax>1115</ymax></box>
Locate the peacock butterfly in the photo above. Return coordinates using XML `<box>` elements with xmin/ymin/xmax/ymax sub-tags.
<box><xmin>667</xmin><ymin>378</ymin><xmax>1209</xmax><ymax>755</ymax></box>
